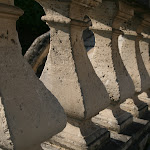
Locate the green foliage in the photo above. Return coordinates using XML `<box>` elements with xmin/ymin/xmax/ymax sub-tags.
<box><xmin>15</xmin><ymin>0</ymin><xmax>49</xmax><ymax>55</ymax></box>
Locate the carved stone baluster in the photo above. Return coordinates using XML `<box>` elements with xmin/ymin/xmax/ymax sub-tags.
<box><xmin>37</xmin><ymin>0</ymin><xmax>111</xmax><ymax>149</ymax></box>
<box><xmin>119</xmin><ymin>18</ymin><xmax>142</xmax><ymax>93</ymax></box>
<box><xmin>137</xmin><ymin>15</ymin><xmax>150</xmax><ymax>108</ymax></box>
<box><xmin>117</xmin><ymin>16</ymin><xmax>148</xmax><ymax>117</ymax></box>
<box><xmin>0</xmin><ymin>1</ymin><xmax>67</xmax><ymax>150</ymax></box>
<box><xmin>111</xmin><ymin>2</ymin><xmax>135</xmax><ymax>102</ymax></box>
<box><xmin>88</xmin><ymin>1</ymin><xmax>135</xmax><ymax>132</ymax></box>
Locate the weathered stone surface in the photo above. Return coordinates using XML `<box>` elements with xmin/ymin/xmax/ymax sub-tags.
<box><xmin>120</xmin><ymin>97</ymin><xmax>148</xmax><ymax>118</ymax></box>
<box><xmin>41</xmin><ymin>116</ymin><xmax>150</xmax><ymax>150</ymax></box>
<box><xmin>50</xmin><ymin>120</ymin><xmax>109</xmax><ymax>150</ymax></box>
<box><xmin>0</xmin><ymin>2</ymin><xmax>67</xmax><ymax>150</ymax></box>
<box><xmin>88</xmin><ymin>0</ymin><xmax>134</xmax><ymax>132</ymax></box>
<box><xmin>1</xmin><ymin>0</ymin><xmax>149</xmax><ymax>149</ymax></box>
<box><xmin>139</xmin><ymin>92</ymin><xmax>150</xmax><ymax>110</ymax></box>
<box><xmin>116</xmin><ymin>16</ymin><xmax>148</xmax><ymax>117</ymax></box>
<box><xmin>92</xmin><ymin>105</ymin><xmax>133</xmax><ymax>132</ymax></box>
<box><xmin>36</xmin><ymin>0</ymin><xmax>110</xmax><ymax>149</ymax></box>
<box><xmin>88</xmin><ymin>1</ymin><xmax>120</xmax><ymax>102</ymax></box>
<box><xmin>119</xmin><ymin>18</ymin><xmax>142</xmax><ymax>93</ymax></box>
<box><xmin>135</xmin><ymin>15</ymin><xmax>150</xmax><ymax>109</ymax></box>
<box><xmin>39</xmin><ymin>0</ymin><xmax>110</xmax><ymax>120</ymax></box>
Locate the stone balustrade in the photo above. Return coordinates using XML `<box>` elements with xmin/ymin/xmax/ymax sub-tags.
<box><xmin>37</xmin><ymin>0</ymin><xmax>111</xmax><ymax>149</ymax></box>
<box><xmin>87</xmin><ymin>0</ymin><xmax>135</xmax><ymax>132</ymax></box>
<box><xmin>1</xmin><ymin>0</ymin><xmax>150</xmax><ymax>150</ymax></box>
<box><xmin>35</xmin><ymin>0</ymin><xmax>150</xmax><ymax>149</ymax></box>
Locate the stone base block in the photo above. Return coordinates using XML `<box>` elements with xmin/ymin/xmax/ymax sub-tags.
<box><xmin>120</xmin><ymin>97</ymin><xmax>148</xmax><ymax>118</ymax></box>
<box><xmin>99</xmin><ymin>117</ymin><xmax>150</xmax><ymax>150</ymax></box>
<box><xmin>92</xmin><ymin>105</ymin><xmax>133</xmax><ymax>133</ymax></box>
<box><xmin>122</xmin><ymin>117</ymin><xmax>149</xmax><ymax>150</ymax></box>
<box><xmin>42</xmin><ymin>119</ymin><xmax>110</xmax><ymax>150</ymax></box>
<box><xmin>42</xmin><ymin>113</ymin><xmax>150</xmax><ymax>150</ymax></box>
<box><xmin>138</xmin><ymin>92</ymin><xmax>150</xmax><ymax>110</ymax></box>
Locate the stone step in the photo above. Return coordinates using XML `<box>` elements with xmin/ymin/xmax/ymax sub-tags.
<box><xmin>42</xmin><ymin>111</ymin><xmax>150</xmax><ymax>150</ymax></box>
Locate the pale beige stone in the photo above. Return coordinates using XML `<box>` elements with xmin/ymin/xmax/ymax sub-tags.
<box><xmin>88</xmin><ymin>0</ymin><xmax>134</xmax><ymax>132</ymax></box>
<box><xmin>134</xmin><ymin>15</ymin><xmax>150</xmax><ymax>109</ymax></box>
<box><xmin>50</xmin><ymin>120</ymin><xmax>109</xmax><ymax>150</ymax></box>
<box><xmin>116</xmin><ymin>14</ymin><xmax>150</xmax><ymax>120</ymax></box>
<box><xmin>88</xmin><ymin>1</ymin><xmax>120</xmax><ymax>102</ymax></box>
<box><xmin>138</xmin><ymin>92</ymin><xmax>150</xmax><ymax>110</ymax></box>
<box><xmin>138</xmin><ymin>15</ymin><xmax>150</xmax><ymax>85</ymax></box>
<box><xmin>116</xmin><ymin>17</ymin><xmax>147</xmax><ymax>117</ymax></box>
<box><xmin>36</xmin><ymin>0</ymin><xmax>110</xmax><ymax>149</ymax></box>
<box><xmin>92</xmin><ymin>105</ymin><xmax>132</xmax><ymax>132</ymax></box>
<box><xmin>120</xmin><ymin>97</ymin><xmax>148</xmax><ymax>118</ymax></box>
<box><xmin>38</xmin><ymin>0</ymin><xmax>110</xmax><ymax>120</ymax></box>
<box><xmin>39</xmin><ymin>0</ymin><xmax>110</xmax><ymax>119</ymax></box>
<box><xmin>0</xmin><ymin>2</ymin><xmax>67</xmax><ymax>150</ymax></box>
<box><xmin>88</xmin><ymin>0</ymin><xmax>135</xmax><ymax>101</ymax></box>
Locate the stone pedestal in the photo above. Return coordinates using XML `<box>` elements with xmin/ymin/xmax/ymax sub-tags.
<box><xmin>50</xmin><ymin>119</ymin><xmax>109</xmax><ymax>150</ymax></box>
<box><xmin>116</xmin><ymin>18</ymin><xmax>148</xmax><ymax>118</ymax></box>
<box><xmin>0</xmin><ymin>2</ymin><xmax>67</xmax><ymax>150</ymax></box>
<box><xmin>138</xmin><ymin>92</ymin><xmax>150</xmax><ymax>109</ymax></box>
<box><xmin>120</xmin><ymin>96</ymin><xmax>148</xmax><ymax>118</ymax></box>
<box><xmin>88</xmin><ymin>0</ymin><xmax>134</xmax><ymax>132</ymax></box>
<box><xmin>92</xmin><ymin>105</ymin><xmax>133</xmax><ymax>132</ymax></box>
<box><xmin>36</xmin><ymin>0</ymin><xmax>110</xmax><ymax>149</ymax></box>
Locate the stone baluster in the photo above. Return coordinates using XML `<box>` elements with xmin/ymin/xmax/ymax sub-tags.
<box><xmin>119</xmin><ymin>18</ymin><xmax>143</xmax><ymax>93</ymax></box>
<box><xmin>88</xmin><ymin>0</ymin><xmax>135</xmax><ymax>132</ymax></box>
<box><xmin>37</xmin><ymin>0</ymin><xmax>111</xmax><ymax>149</ymax></box>
<box><xmin>119</xmin><ymin>15</ymin><xmax>149</xmax><ymax>117</ymax></box>
<box><xmin>137</xmin><ymin>14</ymin><xmax>150</xmax><ymax>108</ymax></box>
<box><xmin>0</xmin><ymin>1</ymin><xmax>67</xmax><ymax>150</ymax></box>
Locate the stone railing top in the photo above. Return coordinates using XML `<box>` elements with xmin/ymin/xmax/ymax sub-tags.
<box><xmin>37</xmin><ymin>0</ymin><xmax>102</xmax><ymax>26</ymax></box>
